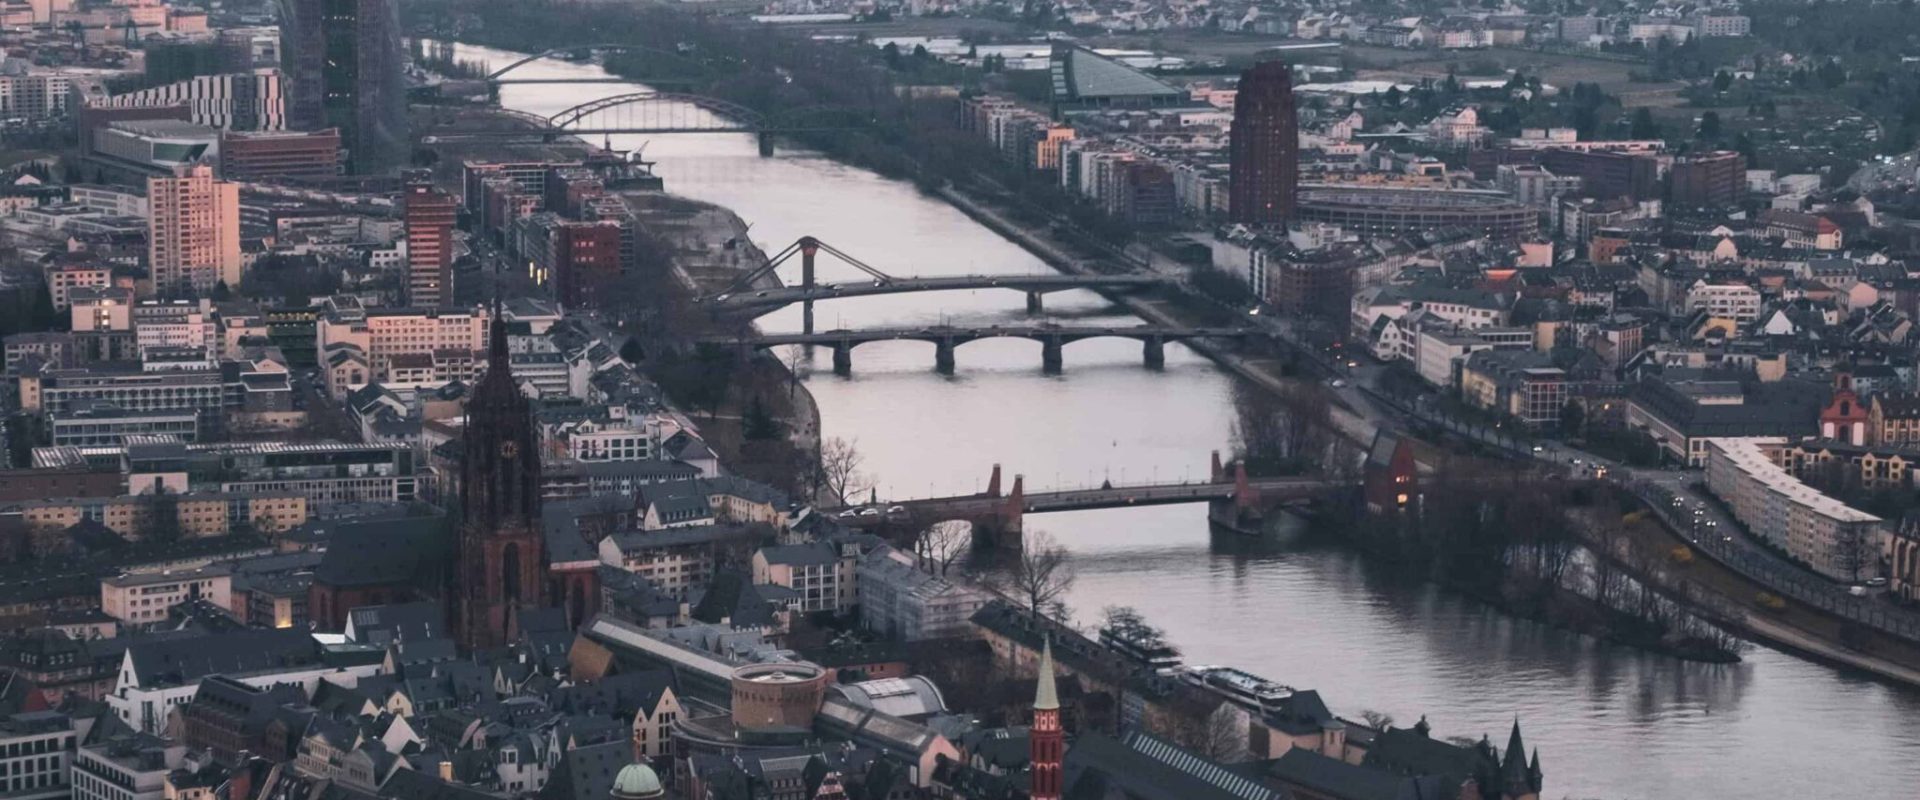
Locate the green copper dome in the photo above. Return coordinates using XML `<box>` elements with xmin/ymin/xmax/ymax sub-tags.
<box><xmin>611</xmin><ymin>762</ymin><xmax>663</xmax><ymax>799</ymax></box>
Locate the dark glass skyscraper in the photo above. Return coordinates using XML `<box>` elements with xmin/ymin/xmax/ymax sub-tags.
<box><xmin>278</xmin><ymin>0</ymin><xmax>406</xmax><ymax>175</ymax></box>
<box><xmin>1229</xmin><ymin>60</ymin><xmax>1299</xmax><ymax>226</ymax></box>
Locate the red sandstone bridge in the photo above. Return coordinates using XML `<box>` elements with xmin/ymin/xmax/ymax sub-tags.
<box><xmin>825</xmin><ymin>458</ymin><xmax>1355</xmax><ymax>547</ymax></box>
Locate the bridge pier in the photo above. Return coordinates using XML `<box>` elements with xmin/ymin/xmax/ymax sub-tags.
<box><xmin>831</xmin><ymin>342</ymin><xmax>852</xmax><ymax>376</ymax></box>
<box><xmin>1026</xmin><ymin>291</ymin><xmax>1044</xmax><ymax>315</ymax></box>
<box><xmin>800</xmin><ymin>238</ymin><xmax>818</xmax><ymax>335</ymax></box>
<box><xmin>757</xmin><ymin>130</ymin><xmax>775</xmax><ymax>157</ymax></box>
<box><xmin>934</xmin><ymin>339</ymin><xmax>956</xmax><ymax>375</ymax></box>
<box><xmin>1041</xmin><ymin>337</ymin><xmax>1063</xmax><ymax>374</ymax></box>
<box><xmin>1143</xmin><ymin>336</ymin><xmax>1165</xmax><ymax>370</ymax></box>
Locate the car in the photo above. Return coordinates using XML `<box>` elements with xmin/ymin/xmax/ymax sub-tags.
<box><xmin>1571</xmin><ymin>458</ymin><xmax>1583</xmax><ymax>465</ymax></box>
<box><xmin>1706</xmin><ymin>520</ymin><xmax>1717</xmax><ymax>527</ymax></box>
<box><xmin>886</xmin><ymin>505</ymin><xmax>907</xmax><ymax>514</ymax></box>
<box><xmin>858</xmin><ymin>507</ymin><xmax>881</xmax><ymax>517</ymax></box>
<box><xmin>1867</xmin><ymin>577</ymin><xmax>1889</xmax><ymax>588</ymax></box>
<box><xmin>836</xmin><ymin>509</ymin><xmax>859</xmax><ymax>518</ymax></box>
<box><xmin>1693</xmin><ymin>508</ymin><xmax>1704</xmax><ymax>516</ymax></box>
<box><xmin>1346</xmin><ymin>360</ymin><xmax>1359</xmax><ymax>368</ymax></box>
<box><xmin>1532</xmin><ymin>445</ymin><xmax>1544</xmax><ymax>453</ymax></box>
<box><xmin>1329</xmin><ymin>379</ymin><xmax>1347</xmax><ymax>388</ymax></box>
<box><xmin>1850</xmin><ymin>586</ymin><xmax>1869</xmax><ymax>597</ymax></box>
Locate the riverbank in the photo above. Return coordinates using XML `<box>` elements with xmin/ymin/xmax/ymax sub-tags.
<box><xmin>615</xmin><ymin>189</ymin><xmax>825</xmax><ymax>495</ymax></box>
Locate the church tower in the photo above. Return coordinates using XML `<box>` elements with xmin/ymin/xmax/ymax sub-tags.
<box><xmin>452</xmin><ymin>301</ymin><xmax>546</xmax><ymax>652</ymax></box>
<box><xmin>1030</xmin><ymin>638</ymin><xmax>1063</xmax><ymax>800</ymax></box>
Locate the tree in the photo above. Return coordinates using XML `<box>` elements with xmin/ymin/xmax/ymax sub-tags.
<box><xmin>1360</xmin><ymin>710</ymin><xmax>1395</xmax><ymax>731</ymax></box>
<box><xmin>210</xmin><ymin>280</ymin><xmax>231</xmax><ymax>302</ymax></box>
<box><xmin>1712</xmin><ymin>70</ymin><xmax>1733</xmax><ymax>92</ymax></box>
<box><xmin>1099</xmin><ymin>605</ymin><xmax>1166</xmax><ymax>648</ymax></box>
<box><xmin>1697</xmin><ymin>111</ymin><xmax>1722</xmax><ymax>140</ymax></box>
<box><xmin>1630</xmin><ymin>107</ymin><xmax>1660</xmax><ymax>139</ymax></box>
<box><xmin>1560</xmin><ymin>399</ymin><xmax>1586</xmax><ymax>436</ymax></box>
<box><xmin>818</xmin><ymin>437</ymin><xmax>873</xmax><ymax>506</ymax></box>
<box><xmin>1001</xmin><ymin>529</ymin><xmax>1075</xmax><ymax>622</ymax></box>
<box><xmin>913</xmin><ymin>520</ymin><xmax>970</xmax><ymax>576</ymax></box>
<box><xmin>618</xmin><ymin>337</ymin><xmax>645</xmax><ymax>365</ymax></box>
<box><xmin>743</xmin><ymin>396</ymin><xmax>781</xmax><ymax>440</ymax></box>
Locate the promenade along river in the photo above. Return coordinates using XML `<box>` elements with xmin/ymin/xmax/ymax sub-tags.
<box><xmin>463</xmin><ymin>43</ymin><xmax>1920</xmax><ymax>798</ymax></box>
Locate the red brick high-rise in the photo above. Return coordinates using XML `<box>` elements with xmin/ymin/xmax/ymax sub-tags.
<box><xmin>403</xmin><ymin>180</ymin><xmax>457</xmax><ymax>307</ymax></box>
<box><xmin>1030</xmin><ymin>638</ymin><xmax>1063</xmax><ymax>800</ymax></box>
<box><xmin>451</xmin><ymin>302</ymin><xmax>546</xmax><ymax>652</ymax></box>
<box><xmin>1229</xmin><ymin>60</ymin><xmax>1299</xmax><ymax>226</ymax></box>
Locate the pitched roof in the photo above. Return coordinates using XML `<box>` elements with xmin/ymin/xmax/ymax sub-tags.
<box><xmin>1063</xmin><ymin>731</ymin><xmax>1282</xmax><ymax>800</ymax></box>
<box><xmin>124</xmin><ymin>628</ymin><xmax>322</xmax><ymax>688</ymax></box>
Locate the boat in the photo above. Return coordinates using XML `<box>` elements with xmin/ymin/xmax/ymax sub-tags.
<box><xmin>1183</xmin><ymin>665</ymin><xmax>1293</xmax><ymax>709</ymax></box>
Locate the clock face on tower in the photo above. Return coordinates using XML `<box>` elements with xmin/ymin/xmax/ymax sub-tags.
<box><xmin>500</xmin><ymin>441</ymin><xmax>519</xmax><ymax>459</ymax></box>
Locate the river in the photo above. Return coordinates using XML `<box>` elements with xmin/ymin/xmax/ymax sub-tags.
<box><xmin>458</xmin><ymin>43</ymin><xmax>1920</xmax><ymax>799</ymax></box>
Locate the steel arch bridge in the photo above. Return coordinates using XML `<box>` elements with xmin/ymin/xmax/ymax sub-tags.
<box><xmin>547</xmin><ymin>92</ymin><xmax>769</xmax><ymax>133</ymax></box>
<box><xmin>484</xmin><ymin>43</ymin><xmax>709</xmax><ymax>82</ymax></box>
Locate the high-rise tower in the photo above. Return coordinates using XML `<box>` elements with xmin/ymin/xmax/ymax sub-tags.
<box><xmin>277</xmin><ymin>0</ymin><xmax>406</xmax><ymax>174</ymax></box>
<box><xmin>1030</xmin><ymin>639</ymin><xmax>1063</xmax><ymax>800</ymax></box>
<box><xmin>147</xmin><ymin>162</ymin><xmax>240</xmax><ymax>298</ymax></box>
<box><xmin>403</xmin><ymin>179</ymin><xmax>457</xmax><ymax>307</ymax></box>
<box><xmin>451</xmin><ymin>302</ymin><xmax>545</xmax><ymax>651</ymax></box>
<box><xmin>1228</xmin><ymin>60</ymin><xmax>1300</xmax><ymax>226</ymax></box>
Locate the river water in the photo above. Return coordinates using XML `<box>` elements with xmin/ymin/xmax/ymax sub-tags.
<box><xmin>461</xmin><ymin>43</ymin><xmax>1919</xmax><ymax>798</ymax></box>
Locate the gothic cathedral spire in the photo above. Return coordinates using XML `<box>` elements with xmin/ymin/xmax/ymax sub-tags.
<box><xmin>452</xmin><ymin>301</ymin><xmax>546</xmax><ymax>652</ymax></box>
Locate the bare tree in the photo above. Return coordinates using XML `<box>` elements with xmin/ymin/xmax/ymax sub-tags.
<box><xmin>1359</xmin><ymin>709</ymin><xmax>1395</xmax><ymax>731</ymax></box>
<box><xmin>817</xmin><ymin>436</ymin><xmax>873</xmax><ymax>506</ymax></box>
<box><xmin>999</xmin><ymin>530</ymin><xmax>1076</xmax><ymax>622</ymax></box>
<box><xmin>913</xmin><ymin>520</ymin><xmax>971</xmax><ymax>576</ymax></box>
<box><xmin>1099</xmin><ymin>605</ymin><xmax>1167</xmax><ymax>648</ymax></box>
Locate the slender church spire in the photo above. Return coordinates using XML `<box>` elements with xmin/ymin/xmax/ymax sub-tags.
<box><xmin>1035</xmin><ymin>637</ymin><xmax>1060</xmax><ymax>711</ymax></box>
<box><xmin>1030</xmin><ymin>637</ymin><xmax>1063</xmax><ymax>800</ymax></box>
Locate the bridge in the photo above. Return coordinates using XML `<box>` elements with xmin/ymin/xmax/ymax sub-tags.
<box><xmin>483</xmin><ymin>44</ymin><xmax>710</xmax><ymax>87</ymax></box>
<box><xmin>700</xmin><ymin>323</ymin><xmax>1259</xmax><ymax>374</ymax></box>
<box><xmin>704</xmin><ymin>236</ymin><xmax>1173</xmax><ymax>327</ymax></box>
<box><xmin>828</xmin><ymin>458</ymin><xmax>1355</xmax><ymax>548</ymax></box>
<box><xmin>421</xmin><ymin>91</ymin><xmax>866</xmax><ymax>155</ymax></box>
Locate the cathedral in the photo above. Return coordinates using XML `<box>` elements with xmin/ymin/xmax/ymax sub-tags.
<box><xmin>450</xmin><ymin>301</ymin><xmax>548</xmax><ymax>651</ymax></box>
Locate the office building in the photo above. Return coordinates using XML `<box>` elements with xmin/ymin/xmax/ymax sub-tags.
<box><xmin>277</xmin><ymin>0</ymin><xmax>406</xmax><ymax>174</ymax></box>
<box><xmin>146</xmin><ymin>164</ymin><xmax>241</xmax><ymax>297</ymax></box>
<box><xmin>1228</xmin><ymin>60</ymin><xmax>1299</xmax><ymax>226</ymax></box>
<box><xmin>402</xmin><ymin>181</ymin><xmax>457</xmax><ymax>307</ymax></box>
<box><xmin>218</xmin><ymin>128</ymin><xmax>341</xmax><ymax>182</ymax></box>
<box><xmin>0</xmin><ymin>712</ymin><xmax>75</xmax><ymax>800</ymax></box>
<box><xmin>1670</xmin><ymin>150</ymin><xmax>1744</xmax><ymax>208</ymax></box>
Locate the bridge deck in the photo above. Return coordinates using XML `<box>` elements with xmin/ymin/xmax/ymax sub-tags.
<box><xmin>703</xmin><ymin>324</ymin><xmax>1257</xmax><ymax>348</ymax></box>
<box><xmin>705</xmin><ymin>274</ymin><xmax>1169</xmax><ymax>311</ymax></box>
<box><xmin>828</xmin><ymin>477</ymin><xmax>1345</xmax><ymax>516</ymax></box>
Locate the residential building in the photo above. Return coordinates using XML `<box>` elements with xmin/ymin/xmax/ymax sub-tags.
<box><xmin>100</xmin><ymin>566</ymin><xmax>233</xmax><ymax>625</ymax></box>
<box><xmin>106</xmin><ymin>628</ymin><xmax>382</xmax><ymax>734</ymax></box>
<box><xmin>1685</xmin><ymin>281</ymin><xmax>1762</xmax><ymax>322</ymax></box>
<box><xmin>1704</xmin><ymin>437</ymin><xmax>1885</xmax><ymax>581</ymax></box>
<box><xmin>147</xmin><ymin>164</ymin><xmax>241</xmax><ymax>298</ymax></box>
<box><xmin>598</xmin><ymin>526</ymin><xmax>759</xmax><ymax>599</ymax></box>
<box><xmin>1228</xmin><ymin>60</ymin><xmax>1298</xmax><ymax>226</ymax></box>
<box><xmin>752</xmin><ymin>541</ymin><xmax>856</xmax><ymax>613</ymax></box>
<box><xmin>1459</xmin><ymin>350</ymin><xmax>1568</xmax><ymax>429</ymax></box>
<box><xmin>1670</xmin><ymin>151</ymin><xmax>1744</xmax><ymax>208</ymax></box>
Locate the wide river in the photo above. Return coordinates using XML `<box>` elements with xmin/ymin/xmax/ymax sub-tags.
<box><xmin>462</xmin><ymin>43</ymin><xmax>1919</xmax><ymax>798</ymax></box>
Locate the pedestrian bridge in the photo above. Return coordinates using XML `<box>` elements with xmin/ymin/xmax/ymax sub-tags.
<box><xmin>826</xmin><ymin>460</ymin><xmax>1355</xmax><ymax>547</ymax></box>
